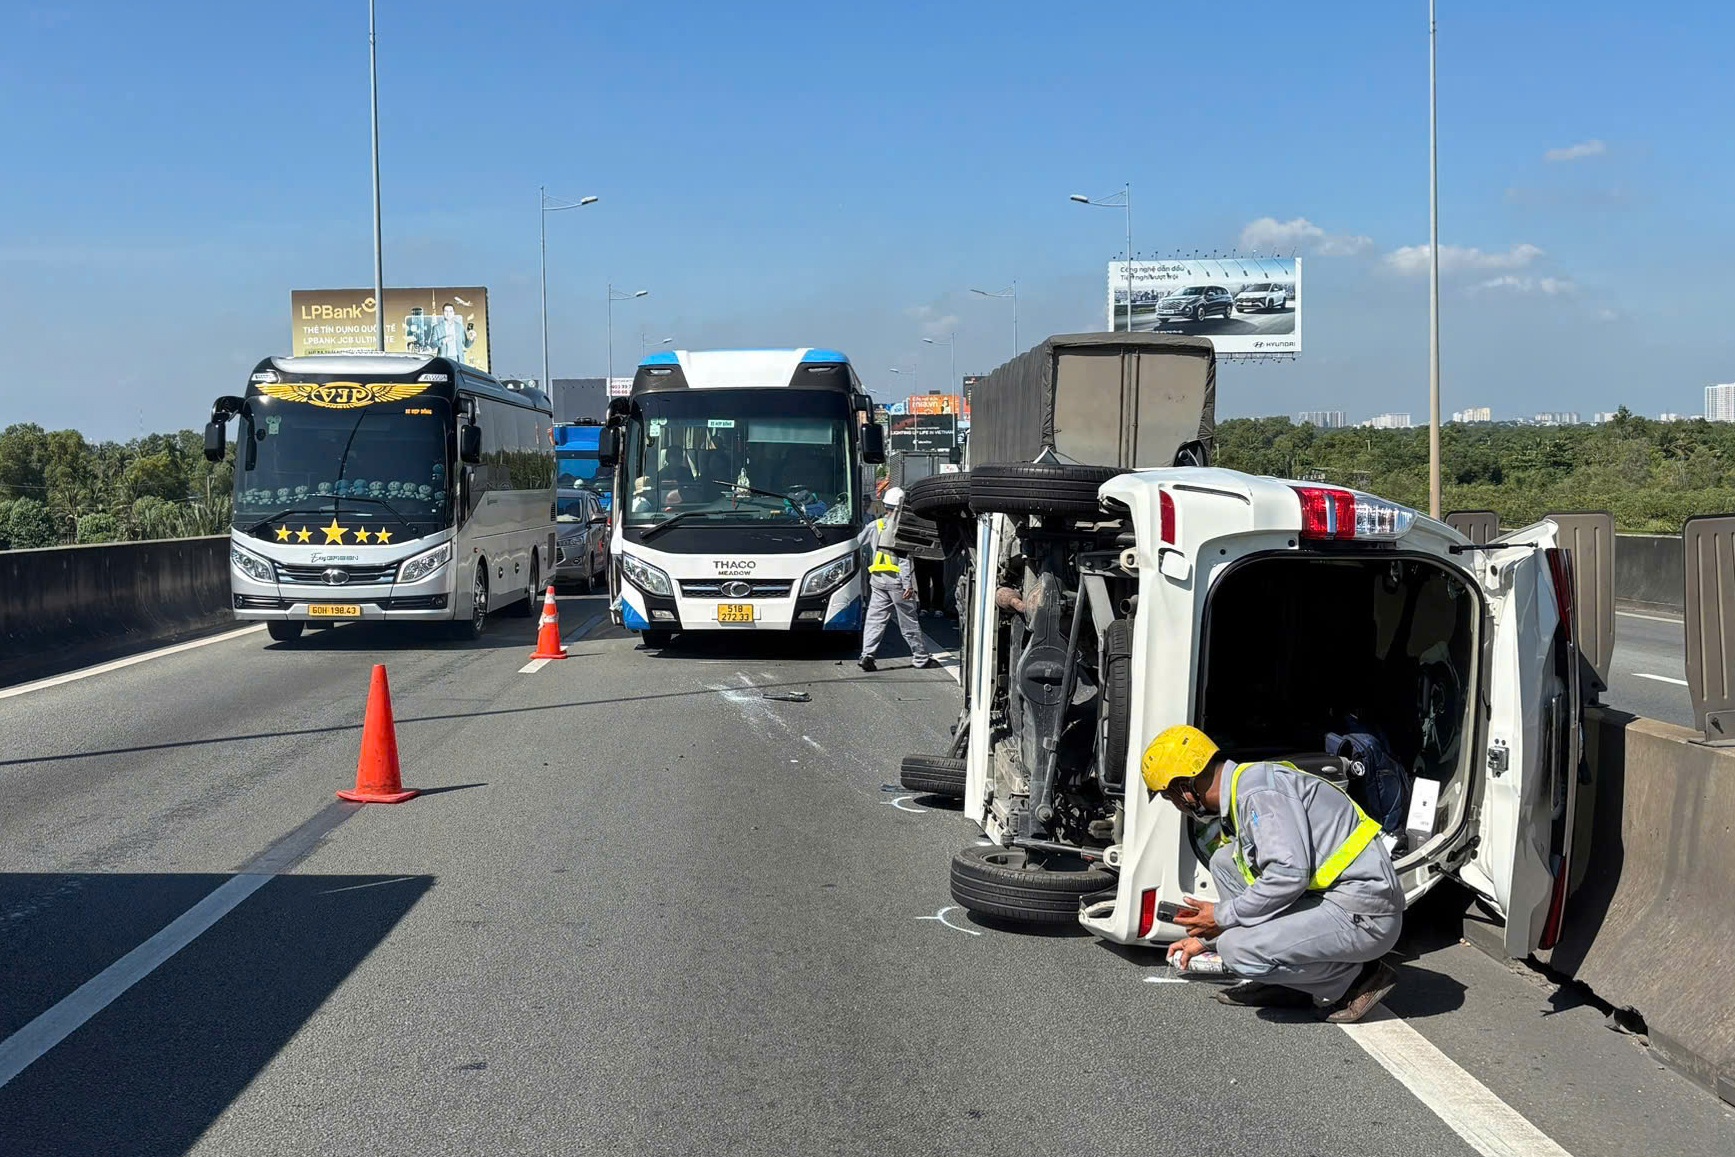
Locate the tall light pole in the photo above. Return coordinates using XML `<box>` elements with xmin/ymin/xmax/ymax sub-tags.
<box><xmin>889</xmin><ymin>365</ymin><xmax>919</xmax><ymax>396</ymax></box>
<box><xmin>971</xmin><ymin>283</ymin><xmax>1018</xmax><ymax>358</ymax></box>
<box><xmin>1427</xmin><ymin>0</ymin><xmax>1443</xmax><ymax>519</ymax></box>
<box><xmin>607</xmin><ymin>284</ymin><xmax>648</xmax><ymax>384</ymax></box>
<box><xmin>368</xmin><ymin>0</ymin><xmax>384</xmax><ymax>351</ymax></box>
<box><xmin>540</xmin><ymin>189</ymin><xmax>599</xmax><ymax>394</ymax></box>
<box><xmin>1071</xmin><ymin>186</ymin><xmax>1133</xmax><ymax>331</ymax></box>
<box><xmin>640</xmin><ymin>333</ymin><xmax>673</xmax><ymax>353</ymax></box>
<box><xmin>922</xmin><ymin>333</ymin><xmax>957</xmax><ymax>394</ymax></box>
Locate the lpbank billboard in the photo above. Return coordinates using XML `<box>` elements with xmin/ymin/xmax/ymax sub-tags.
<box><xmin>291</xmin><ymin>287</ymin><xmax>492</xmax><ymax>371</ymax></box>
<box><xmin>1105</xmin><ymin>258</ymin><xmax>1300</xmax><ymax>355</ymax></box>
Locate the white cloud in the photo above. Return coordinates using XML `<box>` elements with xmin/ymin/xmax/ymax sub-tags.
<box><xmin>1544</xmin><ymin>139</ymin><xmax>1607</xmax><ymax>163</ymax></box>
<box><xmin>905</xmin><ymin>304</ymin><xmax>960</xmax><ymax>339</ymax></box>
<box><xmin>1472</xmin><ymin>275</ymin><xmax>1576</xmax><ymax>296</ymax></box>
<box><xmin>1383</xmin><ymin>242</ymin><xmax>1545</xmax><ymax>276</ymax></box>
<box><xmin>1238</xmin><ymin>216</ymin><xmax>1372</xmax><ymax>257</ymax></box>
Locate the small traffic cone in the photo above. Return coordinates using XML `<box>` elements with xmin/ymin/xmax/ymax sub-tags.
<box><xmin>338</xmin><ymin>664</ymin><xmax>417</xmax><ymax>804</ymax></box>
<box><xmin>529</xmin><ymin>585</ymin><xmax>569</xmax><ymax>660</ymax></box>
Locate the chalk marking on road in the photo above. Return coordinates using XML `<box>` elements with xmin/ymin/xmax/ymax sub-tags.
<box><xmin>1143</xmin><ymin>974</ymin><xmax>1187</xmax><ymax>984</ymax></box>
<box><xmin>916</xmin><ymin>905</ymin><xmax>981</xmax><ymax>936</ymax></box>
<box><xmin>1616</xmin><ymin>609</ymin><xmax>1683</xmax><ymax>624</ymax></box>
<box><xmin>0</xmin><ymin>799</ymin><xmax>359</xmax><ymax>1090</ymax></box>
<box><xmin>887</xmin><ymin>794</ymin><xmax>929</xmax><ymax>814</ymax></box>
<box><xmin>518</xmin><ymin>658</ymin><xmax>552</xmax><ymax>674</ymax></box>
<box><xmin>1338</xmin><ymin>1008</ymin><xmax>1574</xmax><ymax>1157</ymax></box>
<box><xmin>316</xmin><ymin>876</ymin><xmax>418</xmax><ymax>895</ymax></box>
<box><xmin>1632</xmin><ymin>671</ymin><xmax>1690</xmax><ymax>686</ymax></box>
<box><xmin>0</xmin><ymin>625</ymin><xmax>266</xmax><ymax>701</ymax></box>
<box><xmin>801</xmin><ymin>735</ymin><xmax>827</xmax><ymax>755</ymax></box>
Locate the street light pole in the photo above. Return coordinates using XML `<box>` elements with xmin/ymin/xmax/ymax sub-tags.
<box><xmin>922</xmin><ymin>333</ymin><xmax>957</xmax><ymax>394</ymax></box>
<box><xmin>971</xmin><ymin>282</ymin><xmax>1018</xmax><ymax>357</ymax></box>
<box><xmin>1070</xmin><ymin>187</ymin><xmax>1133</xmax><ymax>330</ymax></box>
<box><xmin>539</xmin><ymin>190</ymin><xmax>599</xmax><ymax>395</ymax></box>
<box><xmin>1427</xmin><ymin>0</ymin><xmax>1443</xmax><ymax>519</ymax></box>
<box><xmin>607</xmin><ymin>284</ymin><xmax>649</xmax><ymax>384</ymax></box>
<box><xmin>368</xmin><ymin>0</ymin><xmax>384</xmax><ymax>351</ymax></box>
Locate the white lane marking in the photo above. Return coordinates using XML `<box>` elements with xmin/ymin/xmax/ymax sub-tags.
<box><xmin>1339</xmin><ymin>1008</ymin><xmax>1574</xmax><ymax>1157</ymax></box>
<box><xmin>1143</xmin><ymin>974</ymin><xmax>1187</xmax><ymax>985</ymax></box>
<box><xmin>801</xmin><ymin>735</ymin><xmax>827</xmax><ymax>755</ymax></box>
<box><xmin>887</xmin><ymin>794</ymin><xmax>929</xmax><ymax>813</ymax></box>
<box><xmin>0</xmin><ymin>625</ymin><xmax>266</xmax><ymax>701</ymax></box>
<box><xmin>0</xmin><ymin>873</ymin><xmax>271</xmax><ymax>1088</ymax></box>
<box><xmin>1632</xmin><ymin>672</ymin><xmax>1689</xmax><ymax>686</ymax></box>
<box><xmin>519</xmin><ymin>612</ymin><xmax>606</xmax><ymax>673</ymax></box>
<box><xmin>315</xmin><ymin>876</ymin><xmax>417</xmax><ymax>895</ymax></box>
<box><xmin>916</xmin><ymin>905</ymin><xmax>981</xmax><ymax>936</ymax></box>
<box><xmin>1616</xmin><ymin>610</ymin><xmax>1683</xmax><ymax>624</ymax></box>
<box><xmin>518</xmin><ymin>658</ymin><xmax>552</xmax><ymax>674</ymax></box>
<box><xmin>927</xmin><ymin>649</ymin><xmax>964</xmax><ymax>686</ymax></box>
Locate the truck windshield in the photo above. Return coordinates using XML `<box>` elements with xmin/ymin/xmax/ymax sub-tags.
<box><xmin>623</xmin><ymin>389</ymin><xmax>855</xmax><ymax>528</ymax></box>
<box><xmin>233</xmin><ymin>397</ymin><xmax>451</xmax><ymax>537</ymax></box>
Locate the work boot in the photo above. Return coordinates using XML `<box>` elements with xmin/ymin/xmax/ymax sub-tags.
<box><xmin>912</xmin><ymin>657</ymin><xmax>935</xmax><ymax>669</ymax></box>
<box><xmin>1214</xmin><ymin>981</ymin><xmax>1313</xmax><ymax>1009</ymax></box>
<box><xmin>858</xmin><ymin>657</ymin><xmax>876</xmax><ymax>672</ymax></box>
<box><xmin>1323</xmin><ymin>960</ymin><xmax>1399</xmax><ymax>1024</ymax></box>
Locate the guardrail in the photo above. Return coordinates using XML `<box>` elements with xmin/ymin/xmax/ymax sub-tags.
<box><xmin>1614</xmin><ymin>533</ymin><xmax>1684</xmax><ymax>613</ymax></box>
<box><xmin>0</xmin><ymin>535</ymin><xmax>232</xmax><ymax>686</ymax></box>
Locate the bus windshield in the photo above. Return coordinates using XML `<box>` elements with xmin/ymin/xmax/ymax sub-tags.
<box><xmin>623</xmin><ymin>389</ymin><xmax>855</xmax><ymax>528</ymax></box>
<box><xmin>233</xmin><ymin>397</ymin><xmax>451</xmax><ymax>536</ymax></box>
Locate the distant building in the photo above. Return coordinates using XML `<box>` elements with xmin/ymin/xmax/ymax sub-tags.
<box><xmin>1360</xmin><ymin>413</ymin><xmax>1412</xmax><ymax>429</ymax></box>
<box><xmin>1451</xmin><ymin>406</ymin><xmax>1492</xmax><ymax>423</ymax></box>
<box><xmin>1297</xmin><ymin>410</ymin><xmax>1348</xmax><ymax>428</ymax></box>
<box><xmin>1659</xmin><ymin>412</ymin><xmax>1687</xmax><ymax>422</ymax></box>
<box><xmin>1532</xmin><ymin>411</ymin><xmax>1581</xmax><ymax>427</ymax></box>
<box><xmin>1590</xmin><ymin>412</ymin><xmax>1620</xmax><ymax>424</ymax></box>
<box><xmin>1706</xmin><ymin>383</ymin><xmax>1735</xmax><ymax>422</ymax></box>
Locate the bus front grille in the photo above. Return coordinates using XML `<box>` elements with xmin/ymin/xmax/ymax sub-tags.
<box><xmin>275</xmin><ymin>563</ymin><xmax>400</xmax><ymax>584</ymax></box>
<box><xmin>679</xmin><ymin>580</ymin><xmax>794</xmax><ymax>599</ymax></box>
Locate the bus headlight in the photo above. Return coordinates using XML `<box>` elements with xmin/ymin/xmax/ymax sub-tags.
<box><xmin>799</xmin><ymin>553</ymin><xmax>857</xmax><ymax>597</ymax></box>
<box><xmin>231</xmin><ymin>545</ymin><xmax>274</xmax><ymax>584</ymax></box>
<box><xmin>398</xmin><ymin>542</ymin><xmax>453</xmax><ymax>584</ymax></box>
<box><xmin>618</xmin><ymin>552</ymin><xmax>673</xmax><ymax>596</ymax></box>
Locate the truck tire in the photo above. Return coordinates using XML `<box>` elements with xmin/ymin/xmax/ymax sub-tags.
<box><xmin>905</xmin><ymin>472</ymin><xmax>973</xmax><ymax>519</ymax></box>
<box><xmin>900</xmin><ymin>753</ymin><xmax>965</xmax><ymax>798</ymax></box>
<box><xmin>968</xmin><ymin>463</ymin><xmax>1125</xmax><ymax>518</ymax></box>
<box><xmin>949</xmin><ymin>844</ymin><xmax>1115</xmax><ymax>925</ymax></box>
<box><xmin>1100</xmin><ymin>619</ymin><xmax>1133</xmax><ymax>789</ymax></box>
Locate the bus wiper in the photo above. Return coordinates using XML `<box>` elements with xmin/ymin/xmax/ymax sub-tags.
<box><xmin>336</xmin><ymin>492</ymin><xmax>413</xmax><ymax>524</ymax></box>
<box><xmin>638</xmin><ymin>509</ymin><xmax>728</xmax><ymax>541</ymax></box>
<box><xmin>709</xmin><ymin>479</ymin><xmax>824</xmax><ymax>543</ymax></box>
<box><xmin>244</xmin><ymin>506</ymin><xmax>331</xmax><ymax>535</ymax></box>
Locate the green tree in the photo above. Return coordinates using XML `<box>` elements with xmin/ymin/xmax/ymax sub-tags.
<box><xmin>123</xmin><ymin>451</ymin><xmax>188</xmax><ymax>503</ymax></box>
<box><xmin>6</xmin><ymin>497</ymin><xmax>59</xmax><ymax>549</ymax></box>
<box><xmin>0</xmin><ymin>423</ymin><xmax>49</xmax><ymax>500</ymax></box>
<box><xmin>76</xmin><ymin>511</ymin><xmax>121</xmax><ymax>543</ymax></box>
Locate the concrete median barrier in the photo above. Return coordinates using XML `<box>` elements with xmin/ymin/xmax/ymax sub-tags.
<box><xmin>1544</xmin><ymin>707</ymin><xmax>1735</xmax><ymax>1103</ymax></box>
<box><xmin>0</xmin><ymin>536</ymin><xmax>232</xmax><ymax>686</ymax></box>
<box><xmin>1615</xmin><ymin>533</ymin><xmax>1683</xmax><ymax>614</ymax></box>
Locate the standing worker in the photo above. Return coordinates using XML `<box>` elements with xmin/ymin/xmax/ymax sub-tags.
<box><xmin>859</xmin><ymin>487</ymin><xmax>934</xmax><ymax>672</ymax></box>
<box><xmin>1142</xmin><ymin>725</ymin><xmax>1403</xmax><ymax>1023</ymax></box>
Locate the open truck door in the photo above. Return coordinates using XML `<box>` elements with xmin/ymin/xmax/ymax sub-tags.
<box><xmin>1460</xmin><ymin>519</ymin><xmax>1583</xmax><ymax>957</ymax></box>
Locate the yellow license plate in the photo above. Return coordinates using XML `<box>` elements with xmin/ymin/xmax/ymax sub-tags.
<box><xmin>308</xmin><ymin>604</ymin><xmax>362</xmax><ymax>618</ymax></box>
<box><xmin>717</xmin><ymin>603</ymin><xmax>755</xmax><ymax>624</ymax></box>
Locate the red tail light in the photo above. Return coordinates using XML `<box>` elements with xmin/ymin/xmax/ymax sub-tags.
<box><xmin>1545</xmin><ymin>547</ymin><xmax>1576</xmax><ymax>645</ymax></box>
<box><xmin>1159</xmin><ymin>490</ymin><xmax>1176</xmax><ymax>545</ymax></box>
<box><xmin>1137</xmin><ymin>888</ymin><xmax>1158</xmax><ymax>938</ymax></box>
<box><xmin>1294</xmin><ymin>486</ymin><xmax>1357</xmax><ymax>540</ymax></box>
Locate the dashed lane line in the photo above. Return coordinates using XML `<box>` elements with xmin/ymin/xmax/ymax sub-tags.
<box><xmin>1632</xmin><ymin>671</ymin><xmax>1690</xmax><ymax>686</ymax></box>
<box><xmin>1616</xmin><ymin>609</ymin><xmax>1683</xmax><ymax>624</ymax></box>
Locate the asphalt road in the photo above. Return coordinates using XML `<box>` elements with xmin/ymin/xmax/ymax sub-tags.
<box><xmin>1604</xmin><ymin>609</ymin><xmax>1694</xmax><ymax>728</ymax></box>
<box><xmin>2</xmin><ymin>601</ymin><xmax>1732</xmax><ymax>1155</ymax></box>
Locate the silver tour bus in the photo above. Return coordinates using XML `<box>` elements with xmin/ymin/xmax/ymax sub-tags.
<box><xmin>205</xmin><ymin>353</ymin><xmax>556</xmax><ymax>643</ymax></box>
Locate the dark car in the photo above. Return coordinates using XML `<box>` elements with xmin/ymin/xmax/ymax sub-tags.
<box><xmin>1154</xmin><ymin>285</ymin><xmax>1235</xmax><ymax>323</ymax></box>
<box><xmin>554</xmin><ymin>489</ymin><xmax>611</xmax><ymax>593</ymax></box>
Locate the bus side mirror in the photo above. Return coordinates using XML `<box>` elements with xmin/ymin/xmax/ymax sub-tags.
<box><xmin>459</xmin><ymin>424</ymin><xmax>482</xmax><ymax>464</ymax></box>
<box><xmin>597</xmin><ymin>427</ymin><xmax>621</xmax><ymax>470</ymax></box>
<box><xmin>203</xmin><ymin>420</ymin><xmax>226</xmax><ymax>463</ymax></box>
<box><xmin>861</xmin><ymin>423</ymin><xmax>886</xmax><ymax>465</ymax></box>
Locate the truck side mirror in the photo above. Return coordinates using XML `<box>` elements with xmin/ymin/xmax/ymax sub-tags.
<box><xmin>861</xmin><ymin>423</ymin><xmax>887</xmax><ymax>465</ymax></box>
<box><xmin>597</xmin><ymin>427</ymin><xmax>621</xmax><ymax>470</ymax></box>
<box><xmin>203</xmin><ymin>420</ymin><xmax>226</xmax><ymax>463</ymax></box>
<box><xmin>459</xmin><ymin>424</ymin><xmax>482</xmax><ymax>464</ymax></box>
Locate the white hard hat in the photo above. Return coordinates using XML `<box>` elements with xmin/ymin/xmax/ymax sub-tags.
<box><xmin>882</xmin><ymin>486</ymin><xmax>905</xmax><ymax>508</ymax></box>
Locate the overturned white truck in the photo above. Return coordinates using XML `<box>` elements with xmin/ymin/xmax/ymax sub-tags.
<box><xmin>901</xmin><ymin>333</ymin><xmax>1586</xmax><ymax>959</ymax></box>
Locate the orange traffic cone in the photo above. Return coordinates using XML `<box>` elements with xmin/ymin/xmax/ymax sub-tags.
<box><xmin>338</xmin><ymin>664</ymin><xmax>417</xmax><ymax>804</ymax></box>
<box><xmin>529</xmin><ymin>585</ymin><xmax>568</xmax><ymax>660</ymax></box>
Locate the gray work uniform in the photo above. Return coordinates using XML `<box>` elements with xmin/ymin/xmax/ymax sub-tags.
<box><xmin>1209</xmin><ymin>761</ymin><xmax>1404</xmax><ymax>1002</ymax></box>
<box><xmin>861</xmin><ymin>514</ymin><xmax>930</xmax><ymax>663</ymax></box>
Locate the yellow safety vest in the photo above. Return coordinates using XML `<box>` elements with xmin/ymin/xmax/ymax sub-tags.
<box><xmin>1228</xmin><ymin>762</ymin><xmax>1384</xmax><ymax>891</ymax></box>
<box><xmin>869</xmin><ymin>518</ymin><xmax>901</xmax><ymax>574</ymax></box>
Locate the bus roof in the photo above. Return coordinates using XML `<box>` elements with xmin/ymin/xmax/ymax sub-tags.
<box><xmin>630</xmin><ymin>348</ymin><xmax>858</xmax><ymax>394</ymax></box>
<box><xmin>247</xmin><ymin>354</ymin><xmax>550</xmax><ymax>411</ymax></box>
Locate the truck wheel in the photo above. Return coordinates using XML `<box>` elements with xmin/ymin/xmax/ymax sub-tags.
<box><xmin>900</xmin><ymin>753</ymin><xmax>965</xmax><ymax>798</ymax></box>
<box><xmin>266</xmin><ymin>621</ymin><xmax>304</xmax><ymax>644</ymax></box>
<box><xmin>1100</xmin><ymin>619</ymin><xmax>1133</xmax><ymax>788</ymax></box>
<box><xmin>905</xmin><ymin>471</ymin><xmax>973</xmax><ymax>519</ymax></box>
<box><xmin>949</xmin><ymin>844</ymin><xmax>1115</xmax><ymax>925</ymax></box>
<box><xmin>969</xmin><ymin>463</ymin><xmax>1125</xmax><ymax>518</ymax></box>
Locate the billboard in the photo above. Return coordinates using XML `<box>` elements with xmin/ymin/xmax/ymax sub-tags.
<box><xmin>292</xmin><ymin>287</ymin><xmax>492</xmax><ymax>371</ymax></box>
<box><xmin>906</xmin><ymin>393</ymin><xmax>969</xmax><ymax>417</ymax></box>
<box><xmin>889</xmin><ymin>413</ymin><xmax>958</xmax><ymax>453</ymax></box>
<box><xmin>1105</xmin><ymin>258</ymin><xmax>1300</xmax><ymax>355</ymax></box>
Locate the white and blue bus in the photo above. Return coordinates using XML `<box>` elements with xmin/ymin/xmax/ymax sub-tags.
<box><xmin>600</xmin><ymin>348</ymin><xmax>887</xmax><ymax>647</ymax></box>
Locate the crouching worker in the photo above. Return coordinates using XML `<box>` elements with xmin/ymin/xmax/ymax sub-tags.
<box><xmin>1142</xmin><ymin>725</ymin><xmax>1403</xmax><ymax>1023</ymax></box>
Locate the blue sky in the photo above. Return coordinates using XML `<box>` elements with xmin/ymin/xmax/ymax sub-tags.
<box><xmin>2</xmin><ymin>1</ymin><xmax>1731</xmax><ymax>439</ymax></box>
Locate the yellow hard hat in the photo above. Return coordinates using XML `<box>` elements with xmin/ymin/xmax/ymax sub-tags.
<box><xmin>1141</xmin><ymin>725</ymin><xmax>1220</xmax><ymax>793</ymax></box>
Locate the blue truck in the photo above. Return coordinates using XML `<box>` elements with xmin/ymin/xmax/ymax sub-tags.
<box><xmin>553</xmin><ymin>422</ymin><xmax>612</xmax><ymax>590</ymax></box>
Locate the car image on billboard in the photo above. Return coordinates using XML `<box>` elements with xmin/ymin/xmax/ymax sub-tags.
<box><xmin>1108</xmin><ymin>258</ymin><xmax>1300</xmax><ymax>354</ymax></box>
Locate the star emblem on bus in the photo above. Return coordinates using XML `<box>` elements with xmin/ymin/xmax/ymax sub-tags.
<box><xmin>354</xmin><ymin>529</ymin><xmax>372</xmax><ymax>543</ymax></box>
<box><xmin>374</xmin><ymin>529</ymin><xmax>392</xmax><ymax>543</ymax></box>
<box><xmin>295</xmin><ymin>527</ymin><xmax>312</xmax><ymax>543</ymax></box>
<box><xmin>275</xmin><ymin>526</ymin><xmax>291</xmax><ymax>541</ymax></box>
<box><xmin>321</xmin><ymin>518</ymin><xmax>347</xmax><ymax>544</ymax></box>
